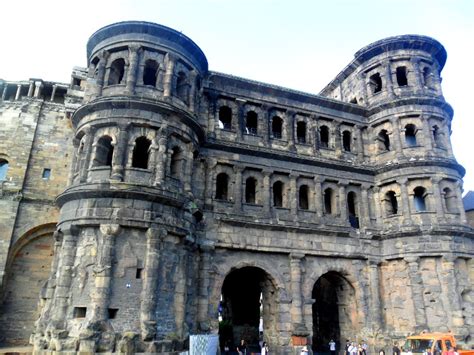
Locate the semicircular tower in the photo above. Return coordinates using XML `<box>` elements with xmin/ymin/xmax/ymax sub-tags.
<box><xmin>34</xmin><ymin>21</ymin><xmax>208</xmax><ymax>352</ymax></box>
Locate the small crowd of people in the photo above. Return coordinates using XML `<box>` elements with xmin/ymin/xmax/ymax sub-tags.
<box><xmin>344</xmin><ymin>339</ymin><xmax>369</xmax><ymax>355</ymax></box>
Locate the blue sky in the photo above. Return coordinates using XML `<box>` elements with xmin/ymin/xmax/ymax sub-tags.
<box><xmin>1</xmin><ymin>0</ymin><xmax>473</xmax><ymax>192</ymax></box>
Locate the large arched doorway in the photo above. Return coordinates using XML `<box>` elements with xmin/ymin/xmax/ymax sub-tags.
<box><xmin>0</xmin><ymin>225</ymin><xmax>55</xmax><ymax>346</ymax></box>
<box><xmin>312</xmin><ymin>271</ymin><xmax>357</xmax><ymax>353</ymax></box>
<box><xmin>219</xmin><ymin>266</ymin><xmax>278</xmax><ymax>353</ymax></box>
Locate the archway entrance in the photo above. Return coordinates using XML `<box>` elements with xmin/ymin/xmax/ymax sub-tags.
<box><xmin>219</xmin><ymin>266</ymin><xmax>278</xmax><ymax>353</ymax></box>
<box><xmin>312</xmin><ymin>272</ymin><xmax>357</xmax><ymax>353</ymax></box>
<box><xmin>0</xmin><ymin>228</ymin><xmax>54</xmax><ymax>346</ymax></box>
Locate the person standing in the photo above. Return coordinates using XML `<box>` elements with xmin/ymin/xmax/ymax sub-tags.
<box><xmin>362</xmin><ymin>341</ymin><xmax>368</xmax><ymax>355</ymax></box>
<box><xmin>261</xmin><ymin>341</ymin><xmax>269</xmax><ymax>355</ymax></box>
<box><xmin>329</xmin><ymin>339</ymin><xmax>337</xmax><ymax>355</ymax></box>
<box><xmin>349</xmin><ymin>342</ymin><xmax>358</xmax><ymax>355</ymax></box>
<box><xmin>393</xmin><ymin>343</ymin><xmax>401</xmax><ymax>355</ymax></box>
<box><xmin>237</xmin><ymin>339</ymin><xmax>247</xmax><ymax>355</ymax></box>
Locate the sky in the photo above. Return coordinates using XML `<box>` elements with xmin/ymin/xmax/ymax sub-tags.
<box><xmin>1</xmin><ymin>0</ymin><xmax>473</xmax><ymax>193</ymax></box>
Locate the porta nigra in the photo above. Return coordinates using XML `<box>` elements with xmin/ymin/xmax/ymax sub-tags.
<box><xmin>0</xmin><ymin>21</ymin><xmax>472</xmax><ymax>354</ymax></box>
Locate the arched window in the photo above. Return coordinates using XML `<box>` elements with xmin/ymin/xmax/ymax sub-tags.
<box><xmin>299</xmin><ymin>185</ymin><xmax>309</xmax><ymax>210</ymax></box>
<box><xmin>385</xmin><ymin>191</ymin><xmax>398</xmax><ymax>215</ymax></box>
<box><xmin>272</xmin><ymin>116</ymin><xmax>283</xmax><ymax>139</ymax></box>
<box><xmin>396</xmin><ymin>66</ymin><xmax>408</xmax><ymax>87</ymax></box>
<box><xmin>320</xmin><ymin>125</ymin><xmax>329</xmax><ymax>148</ymax></box>
<box><xmin>342</xmin><ymin>130</ymin><xmax>352</xmax><ymax>152</ymax></box>
<box><xmin>143</xmin><ymin>59</ymin><xmax>159</xmax><ymax>86</ymax></box>
<box><xmin>132</xmin><ymin>136</ymin><xmax>151</xmax><ymax>169</ymax></box>
<box><xmin>369</xmin><ymin>73</ymin><xmax>382</xmax><ymax>94</ymax></box>
<box><xmin>378</xmin><ymin>129</ymin><xmax>390</xmax><ymax>151</ymax></box>
<box><xmin>405</xmin><ymin>124</ymin><xmax>417</xmax><ymax>147</ymax></box>
<box><xmin>245</xmin><ymin>111</ymin><xmax>258</xmax><ymax>135</ymax></box>
<box><xmin>176</xmin><ymin>71</ymin><xmax>189</xmax><ymax>103</ymax></box>
<box><xmin>170</xmin><ymin>147</ymin><xmax>183</xmax><ymax>178</ymax></box>
<box><xmin>324</xmin><ymin>188</ymin><xmax>335</xmax><ymax>215</ymax></box>
<box><xmin>245</xmin><ymin>177</ymin><xmax>257</xmax><ymax>204</ymax></box>
<box><xmin>414</xmin><ymin>186</ymin><xmax>427</xmax><ymax>212</ymax></box>
<box><xmin>273</xmin><ymin>181</ymin><xmax>284</xmax><ymax>207</ymax></box>
<box><xmin>219</xmin><ymin>106</ymin><xmax>232</xmax><ymax>130</ymax></box>
<box><xmin>347</xmin><ymin>191</ymin><xmax>359</xmax><ymax>228</ymax></box>
<box><xmin>94</xmin><ymin>136</ymin><xmax>114</xmax><ymax>167</ymax></box>
<box><xmin>0</xmin><ymin>159</ymin><xmax>9</xmax><ymax>181</ymax></box>
<box><xmin>443</xmin><ymin>187</ymin><xmax>457</xmax><ymax>213</ymax></box>
<box><xmin>296</xmin><ymin>121</ymin><xmax>307</xmax><ymax>144</ymax></box>
<box><xmin>215</xmin><ymin>173</ymin><xmax>229</xmax><ymax>200</ymax></box>
<box><xmin>107</xmin><ymin>58</ymin><xmax>125</xmax><ymax>85</ymax></box>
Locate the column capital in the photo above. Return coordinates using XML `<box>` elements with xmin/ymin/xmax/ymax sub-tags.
<box><xmin>404</xmin><ymin>256</ymin><xmax>419</xmax><ymax>264</ymax></box>
<box><xmin>146</xmin><ymin>226</ymin><xmax>167</xmax><ymax>241</ymax></box>
<box><xmin>60</xmin><ymin>224</ymin><xmax>80</xmax><ymax>237</ymax></box>
<box><xmin>128</xmin><ymin>44</ymin><xmax>142</xmax><ymax>53</ymax></box>
<box><xmin>98</xmin><ymin>50</ymin><xmax>110</xmax><ymax>60</ymax></box>
<box><xmin>430</xmin><ymin>176</ymin><xmax>442</xmax><ymax>185</ymax></box>
<box><xmin>398</xmin><ymin>177</ymin><xmax>408</xmax><ymax>185</ymax></box>
<box><xmin>290</xmin><ymin>252</ymin><xmax>305</xmax><ymax>260</ymax></box>
<box><xmin>233</xmin><ymin>164</ymin><xmax>245</xmax><ymax>173</ymax></box>
<box><xmin>100</xmin><ymin>223</ymin><xmax>121</xmax><ymax>237</ymax></box>
<box><xmin>442</xmin><ymin>254</ymin><xmax>457</xmax><ymax>264</ymax></box>
<box><xmin>337</xmin><ymin>179</ymin><xmax>348</xmax><ymax>186</ymax></box>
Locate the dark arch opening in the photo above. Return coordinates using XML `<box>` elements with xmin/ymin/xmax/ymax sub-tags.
<box><xmin>312</xmin><ymin>272</ymin><xmax>356</xmax><ymax>353</ymax></box>
<box><xmin>414</xmin><ymin>186</ymin><xmax>427</xmax><ymax>212</ymax></box>
<box><xmin>299</xmin><ymin>185</ymin><xmax>309</xmax><ymax>210</ymax></box>
<box><xmin>220</xmin><ymin>267</ymin><xmax>277</xmax><ymax>353</ymax></box>
<box><xmin>405</xmin><ymin>124</ymin><xmax>417</xmax><ymax>147</ymax></box>
<box><xmin>385</xmin><ymin>191</ymin><xmax>398</xmax><ymax>215</ymax></box>
<box><xmin>143</xmin><ymin>59</ymin><xmax>159</xmax><ymax>86</ymax></box>
<box><xmin>378</xmin><ymin>129</ymin><xmax>390</xmax><ymax>151</ymax></box>
<box><xmin>216</xmin><ymin>173</ymin><xmax>229</xmax><ymax>200</ymax></box>
<box><xmin>396</xmin><ymin>66</ymin><xmax>408</xmax><ymax>87</ymax></box>
<box><xmin>297</xmin><ymin>121</ymin><xmax>307</xmax><ymax>144</ymax></box>
<box><xmin>170</xmin><ymin>147</ymin><xmax>183</xmax><ymax>179</ymax></box>
<box><xmin>324</xmin><ymin>188</ymin><xmax>334</xmax><ymax>215</ymax></box>
<box><xmin>132</xmin><ymin>136</ymin><xmax>151</xmax><ymax>169</ymax></box>
<box><xmin>176</xmin><ymin>71</ymin><xmax>189</xmax><ymax>103</ymax></box>
<box><xmin>245</xmin><ymin>177</ymin><xmax>257</xmax><ymax>204</ymax></box>
<box><xmin>342</xmin><ymin>131</ymin><xmax>351</xmax><ymax>152</ymax></box>
<box><xmin>245</xmin><ymin>111</ymin><xmax>258</xmax><ymax>135</ymax></box>
<box><xmin>273</xmin><ymin>181</ymin><xmax>284</xmax><ymax>207</ymax></box>
<box><xmin>369</xmin><ymin>73</ymin><xmax>382</xmax><ymax>93</ymax></box>
<box><xmin>347</xmin><ymin>191</ymin><xmax>359</xmax><ymax>228</ymax></box>
<box><xmin>219</xmin><ymin>106</ymin><xmax>232</xmax><ymax>130</ymax></box>
<box><xmin>0</xmin><ymin>159</ymin><xmax>9</xmax><ymax>181</ymax></box>
<box><xmin>320</xmin><ymin>126</ymin><xmax>329</xmax><ymax>148</ymax></box>
<box><xmin>107</xmin><ymin>58</ymin><xmax>125</xmax><ymax>85</ymax></box>
<box><xmin>94</xmin><ymin>136</ymin><xmax>114</xmax><ymax>167</ymax></box>
<box><xmin>272</xmin><ymin>116</ymin><xmax>283</xmax><ymax>139</ymax></box>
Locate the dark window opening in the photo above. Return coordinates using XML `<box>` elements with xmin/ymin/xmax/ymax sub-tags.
<box><xmin>423</xmin><ymin>67</ymin><xmax>434</xmax><ymax>88</ymax></box>
<box><xmin>170</xmin><ymin>147</ymin><xmax>183</xmax><ymax>178</ymax></box>
<box><xmin>136</xmin><ymin>268</ymin><xmax>143</xmax><ymax>279</ymax></box>
<box><xmin>143</xmin><ymin>59</ymin><xmax>159</xmax><ymax>86</ymax></box>
<box><xmin>219</xmin><ymin>106</ymin><xmax>232</xmax><ymax>130</ymax></box>
<box><xmin>108</xmin><ymin>58</ymin><xmax>125</xmax><ymax>85</ymax></box>
<box><xmin>369</xmin><ymin>73</ymin><xmax>382</xmax><ymax>93</ymax></box>
<box><xmin>42</xmin><ymin>168</ymin><xmax>51</xmax><ymax>180</ymax></box>
<box><xmin>378</xmin><ymin>129</ymin><xmax>390</xmax><ymax>151</ymax></box>
<box><xmin>414</xmin><ymin>186</ymin><xmax>427</xmax><ymax>212</ymax></box>
<box><xmin>215</xmin><ymin>173</ymin><xmax>229</xmax><ymax>200</ymax></box>
<box><xmin>0</xmin><ymin>159</ymin><xmax>9</xmax><ymax>180</ymax></box>
<box><xmin>245</xmin><ymin>177</ymin><xmax>257</xmax><ymax>204</ymax></box>
<box><xmin>297</xmin><ymin>121</ymin><xmax>307</xmax><ymax>143</ymax></box>
<box><xmin>245</xmin><ymin>111</ymin><xmax>258</xmax><ymax>135</ymax></box>
<box><xmin>350</xmin><ymin>97</ymin><xmax>358</xmax><ymax>104</ymax></box>
<box><xmin>72</xmin><ymin>77</ymin><xmax>82</xmax><ymax>88</ymax></box>
<box><xmin>385</xmin><ymin>191</ymin><xmax>398</xmax><ymax>215</ymax></box>
<box><xmin>273</xmin><ymin>181</ymin><xmax>284</xmax><ymax>207</ymax></box>
<box><xmin>94</xmin><ymin>136</ymin><xmax>114</xmax><ymax>167</ymax></box>
<box><xmin>299</xmin><ymin>185</ymin><xmax>309</xmax><ymax>210</ymax></box>
<box><xmin>108</xmin><ymin>308</ymin><xmax>119</xmax><ymax>319</ymax></box>
<box><xmin>320</xmin><ymin>126</ymin><xmax>329</xmax><ymax>148</ymax></box>
<box><xmin>132</xmin><ymin>136</ymin><xmax>151</xmax><ymax>169</ymax></box>
<box><xmin>443</xmin><ymin>187</ymin><xmax>457</xmax><ymax>213</ymax></box>
<box><xmin>396</xmin><ymin>66</ymin><xmax>408</xmax><ymax>86</ymax></box>
<box><xmin>53</xmin><ymin>87</ymin><xmax>66</xmax><ymax>104</ymax></box>
<box><xmin>176</xmin><ymin>71</ymin><xmax>189</xmax><ymax>104</ymax></box>
<box><xmin>3</xmin><ymin>85</ymin><xmax>16</xmax><ymax>101</ymax></box>
<box><xmin>347</xmin><ymin>191</ymin><xmax>359</xmax><ymax>228</ymax></box>
<box><xmin>342</xmin><ymin>130</ymin><xmax>352</xmax><ymax>152</ymax></box>
<box><xmin>405</xmin><ymin>124</ymin><xmax>417</xmax><ymax>147</ymax></box>
<box><xmin>324</xmin><ymin>188</ymin><xmax>334</xmax><ymax>215</ymax></box>
<box><xmin>272</xmin><ymin>116</ymin><xmax>283</xmax><ymax>139</ymax></box>
<box><xmin>74</xmin><ymin>307</ymin><xmax>87</xmax><ymax>318</ymax></box>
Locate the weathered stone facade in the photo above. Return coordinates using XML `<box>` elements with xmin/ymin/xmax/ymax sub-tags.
<box><xmin>0</xmin><ymin>21</ymin><xmax>473</xmax><ymax>353</ymax></box>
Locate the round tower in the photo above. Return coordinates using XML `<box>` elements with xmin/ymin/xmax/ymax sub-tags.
<box><xmin>33</xmin><ymin>21</ymin><xmax>207</xmax><ymax>352</ymax></box>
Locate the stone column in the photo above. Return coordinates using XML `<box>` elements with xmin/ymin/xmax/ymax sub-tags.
<box><xmin>183</xmin><ymin>146</ymin><xmax>194</xmax><ymax>193</ymax></box>
<box><xmin>405</xmin><ymin>256</ymin><xmax>427</xmax><ymax>331</ymax></box>
<box><xmin>236</xmin><ymin>99</ymin><xmax>245</xmax><ymax>140</ymax></box>
<box><xmin>334</xmin><ymin>122</ymin><xmax>342</xmax><ymax>157</ymax></box>
<box><xmin>455</xmin><ymin>182</ymin><xmax>468</xmax><ymax>223</ymax></box>
<box><xmin>360</xmin><ymin>184</ymin><xmax>371</xmax><ymax>227</ymax></box>
<box><xmin>111</xmin><ymin>124</ymin><xmax>130</xmax><ymax>181</ymax></box>
<box><xmin>260</xmin><ymin>104</ymin><xmax>270</xmax><ymax>147</ymax></box>
<box><xmin>287</xmin><ymin>110</ymin><xmax>296</xmax><ymax>151</ymax></box>
<box><xmin>207</xmin><ymin>92</ymin><xmax>218</xmax><ymax>138</ymax></box>
<box><xmin>421</xmin><ymin>114</ymin><xmax>433</xmax><ymax>151</ymax></box>
<box><xmin>440</xmin><ymin>255</ymin><xmax>464</xmax><ymax>331</ymax></box>
<box><xmin>390</xmin><ymin>117</ymin><xmax>404</xmax><ymax>155</ymax></box>
<box><xmin>140</xmin><ymin>226</ymin><xmax>166</xmax><ymax>340</ymax></box>
<box><xmin>204</xmin><ymin>158</ymin><xmax>217</xmax><ymax>208</ymax></box>
<box><xmin>314</xmin><ymin>176</ymin><xmax>323</xmax><ymax>218</ymax></box>
<box><xmin>290</xmin><ymin>253</ymin><xmax>308</xmax><ymax>336</ymax></box>
<box><xmin>15</xmin><ymin>84</ymin><xmax>22</xmax><ymax>100</ymax></box>
<box><xmin>126</xmin><ymin>45</ymin><xmax>141</xmax><ymax>95</ymax></box>
<box><xmin>384</xmin><ymin>62</ymin><xmax>395</xmax><ymax>98</ymax></box>
<box><xmin>1</xmin><ymin>84</ymin><xmax>7</xmax><ymax>101</ymax></box>
<box><xmin>368</xmin><ymin>260</ymin><xmax>383</xmax><ymax>330</ymax></box>
<box><xmin>174</xmin><ymin>246</ymin><xmax>191</xmax><ymax>338</ymax></box>
<box><xmin>399</xmin><ymin>178</ymin><xmax>411</xmax><ymax>224</ymax></box>
<box><xmin>163</xmin><ymin>53</ymin><xmax>177</xmax><ymax>97</ymax></box>
<box><xmin>411</xmin><ymin>59</ymin><xmax>423</xmax><ymax>94</ymax></box>
<box><xmin>50</xmin><ymin>85</ymin><xmax>57</xmax><ymax>102</ymax></box>
<box><xmin>34</xmin><ymin>81</ymin><xmax>43</xmax><ymax>98</ymax></box>
<box><xmin>27</xmin><ymin>80</ymin><xmax>35</xmax><ymax>97</ymax></box>
<box><xmin>67</xmin><ymin>138</ymin><xmax>80</xmax><ymax>186</ymax></box>
<box><xmin>338</xmin><ymin>181</ymin><xmax>347</xmax><ymax>222</ymax></box>
<box><xmin>95</xmin><ymin>50</ymin><xmax>109</xmax><ymax>97</ymax></box>
<box><xmin>359</xmin><ymin>72</ymin><xmax>368</xmax><ymax>104</ymax></box>
<box><xmin>188</xmin><ymin>70</ymin><xmax>198</xmax><ymax>112</ymax></box>
<box><xmin>90</xmin><ymin>224</ymin><xmax>121</xmax><ymax>323</ymax></box>
<box><xmin>372</xmin><ymin>186</ymin><xmax>383</xmax><ymax>225</ymax></box>
<box><xmin>154</xmin><ymin>128</ymin><xmax>168</xmax><ymax>186</ymax></box>
<box><xmin>430</xmin><ymin>177</ymin><xmax>444</xmax><ymax>221</ymax></box>
<box><xmin>79</xmin><ymin>126</ymin><xmax>96</xmax><ymax>183</ymax></box>
<box><xmin>290</xmin><ymin>174</ymin><xmax>298</xmax><ymax>215</ymax></box>
<box><xmin>197</xmin><ymin>244</ymin><xmax>214</xmax><ymax>331</ymax></box>
<box><xmin>233</xmin><ymin>165</ymin><xmax>243</xmax><ymax>213</ymax></box>
<box><xmin>262</xmin><ymin>170</ymin><xmax>272</xmax><ymax>216</ymax></box>
<box><xmin>51</xmin><ymin>225</ymin><xmax>79</xmax><ymax>327</ymax></box>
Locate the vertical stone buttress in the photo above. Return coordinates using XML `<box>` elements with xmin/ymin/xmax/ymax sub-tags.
<box><xmin>405</xmin><ymin>256</ymin><xmax>427</xmax><ymax>331</ymax></box>
<box><xmin>290</xmin><ymin>253</ymin><xmax>308</xmax><ymax>336</ymax></box>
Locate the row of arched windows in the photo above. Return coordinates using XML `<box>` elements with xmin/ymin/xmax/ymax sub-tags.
<box><xmin>218</xmin><ymin>106</ymin><xmax>356</xmax><ymax>152</ymax></box>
